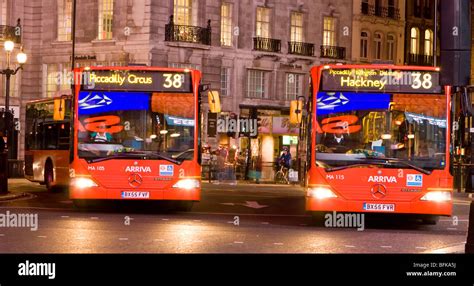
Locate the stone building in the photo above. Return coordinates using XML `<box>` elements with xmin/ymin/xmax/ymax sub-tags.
<box><xmin>1</xmin><ymin>0</ymin><xmax>354</xmax><ymax>180</ymax></box>
<box><xmin>351</xmin><ymin>0</ymin><xmax>406</xmax><ymax>64</ymax></box>
<box><xmin>404</xmin><ymin>0</ymin><xmax>437</xmax><ymax>66</ymax></box>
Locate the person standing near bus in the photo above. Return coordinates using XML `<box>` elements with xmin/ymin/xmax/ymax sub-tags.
<box><xmin>279</xmin><ymin>146</ymin><xmax>292</xmax><ymax>169</ymax></box>
<box><xmin>0</xmin><ymin>131</ymin><xmax>5</xmax><ymax>153</ymax></box>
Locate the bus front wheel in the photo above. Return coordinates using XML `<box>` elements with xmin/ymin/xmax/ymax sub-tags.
<box><xmin>44</xmin><ymin>162</ymin><xmax>55</xmax><ymax>192</ymax></box>
<box><xmin>421</xmin><ymin>216</ymin><xmax>439</xmax><ymax>225</ymax></box>
<box><xmin>175</xmin><ymin>201</ymin><xmax>194</xmax><ymax>212</ymax></box>
<box><xmin>310</xmin><ymin>211</ymin><xmax>328</xmax><ymax>226</ymax></box>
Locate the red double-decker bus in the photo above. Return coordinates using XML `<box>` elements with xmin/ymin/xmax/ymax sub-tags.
<box><xmin>304</xmin><ymin>64</ymin><xmax>452</xmax><ymax>224</ymax></box>
<box><xmin>36</xmin><ymin>66</ymin><xmax>203</xmax><ymax>210</ymax></box>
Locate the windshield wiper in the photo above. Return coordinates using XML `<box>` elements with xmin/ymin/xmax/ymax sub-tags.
<box><xmin>88</xmin><ymin>152</ymin><xmax>182</xmax><ymax>165</ymax></box>
<box><xmin>325</xmin><ymin>162</ymin><xmax>385</xmax><ymax>172</ymax></box>
<box><xmin>358</xmin><ymin>156</ymin><xmax>432</xmax><ymax>175</ymax></box>
<box><xmin>323</xmin><ymin>157</ymin><xmax>432</xmax><ymax>175</ymax></box>
<box><xmin>384</xmin><ymin>158</ymin><xmax>432</xmax><ymax>175</ymax></box>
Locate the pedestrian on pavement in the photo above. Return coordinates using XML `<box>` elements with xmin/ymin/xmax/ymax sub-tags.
<box><xmin>0</xmin><ymin>131</ymin><xmax>5</xmax><ymax>153</ymax></box>
<box><xmin>255</xmin><ymin>155</ymin><xmax>263</xmax><ymax>184</ymax></box>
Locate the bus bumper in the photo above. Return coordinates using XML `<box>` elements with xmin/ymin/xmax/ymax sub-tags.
<box><xmin>70</xmin><ymin>186</ymin><xmax>201</xmax><ymax>201</ymax></box>
<box><xmin>306</xmin><ymin>197</ymin><xmax>452</xmax><ymax>216</ymax></box>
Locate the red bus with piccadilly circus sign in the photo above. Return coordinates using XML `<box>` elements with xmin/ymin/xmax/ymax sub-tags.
<box><xmin>25</xmin><ymin>66</ymin><xmax>202</xmax><ymax>210</ymax></box>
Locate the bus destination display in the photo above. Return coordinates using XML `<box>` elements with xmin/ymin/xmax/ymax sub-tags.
<box><xmin>321</xmin><ymin>69</ymin><xmax>442</xmax><ymax>94</ymax></box>
<box><xmin>82</xmin><ymin>70</ymin><xmax>193</xmax><ymax>93</ymax></box>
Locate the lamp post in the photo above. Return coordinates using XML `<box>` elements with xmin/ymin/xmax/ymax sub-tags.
<box><xmin>0</xmin><ymin>40</ymin><xmax>27</xmax><ymax>194</ymax></box>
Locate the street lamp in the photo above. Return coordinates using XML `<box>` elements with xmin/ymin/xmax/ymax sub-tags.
<box><xmin>0</xmin><ymin>40</ymin><xmax>27</xmax><ymax>194</ymax></box>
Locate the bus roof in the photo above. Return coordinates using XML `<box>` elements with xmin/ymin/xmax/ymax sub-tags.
<box><xmin>26</xmin><ymin>94</ymin><xmax>72</xmax><ymax>105</ymax></box>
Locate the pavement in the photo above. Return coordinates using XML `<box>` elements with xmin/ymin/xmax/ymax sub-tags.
<box><xmin>0</xmin><ymin>178</ymin><xmax>471</xmax><ymax>253</ymax></box>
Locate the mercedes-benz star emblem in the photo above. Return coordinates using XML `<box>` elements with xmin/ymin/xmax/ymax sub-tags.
<box><xmin>371</xmin><ymin>184</ymin><xmax>387</xmax><ymax>199</ymax></box>
<box><xmin>128</xmin><ymin>173</ymin><xmax>143</xmax><ymax>188</ymax></box>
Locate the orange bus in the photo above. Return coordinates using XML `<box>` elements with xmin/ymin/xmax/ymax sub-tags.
<box><xmin>27</xmin><ymin>66</ymin><xmax>203</xmax><ymax>210</ymax></box>
<box><xmin>25</xmin><ymin>95</ymin><xmax>72</xmax><ymax>191</ymax></box>
<box><xmin>304</xmin><ymin>64</ymin><xmax>452</xmax><ymax>224</ymax></box>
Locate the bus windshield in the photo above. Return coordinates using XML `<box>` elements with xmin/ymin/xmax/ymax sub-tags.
<box><xmin>77</xmin><ymin>91</ymin><xmax>195</xmax><ymax>161</ymax></box>
<box><xmin>315</xmin><ymin>92</ymin><xmax>447</xmax><ymax>171</ymax></box>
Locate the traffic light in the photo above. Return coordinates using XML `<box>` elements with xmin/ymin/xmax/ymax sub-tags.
<box><xmin>208</xmin><ymin>91</ymin><xmax>221</xmax><ymax>113</ymax></box>
<box><xmin>54</xmin><ymin>98</ymin><xmax>66</xmax><ymax>121</ymax></box>
<box><xmin>290</xmin><ymin>100</ymin><xmax>303</xmax><ymax>124</ymax></box>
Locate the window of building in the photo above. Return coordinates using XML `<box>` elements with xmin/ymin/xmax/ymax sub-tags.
<box><xmin>375</xmin><ymin>0</ymin><xmax>382</xmax><ymax>16</ymax></box>
<box><xmin>221</xmin><ymin>3</ymin><xmax>233</xmax><ymax>46</ymax></box>
<box><xmin>414</xmin><ymin>0</ymin><xmax>422</xmax><ymax>17</ymax></box>
<box><xmin>44</xmin><ymin>63</ymin><xmax>71</xmax><ymax>98</ymax></box>
<box><xmin>323</xmin><ymin>17</ymin><xmax>336</xmax><ymax>46</ymax></box>
<box><xmin>290</xmin><ymin>12</ymin><xmax>303</xmax><ymax>43</ymax></box>
<box><xmin>360</xmin><ymin>31</ymin><xmax>369</xmax><ymax>59</ymax></box>
<box><xmin>388</xmin><ymin>0</ymin><xmax>396</xmax><ymax>18</ymax></box>
<box><xmin>386</xmin><ymin>34</ymin><xmax>396</xmax><ymax>61</ymax></box>
<box><xmin>0</xmin><ymin>0</ymin><xmax>6</xmax><ymax>25</ymax></box>
<box><xmin>221</xmin><ymin>67</ymin><xmax>231</xmax><ymax>97</ymax></box>
<box><xmin>424</xmin><ymin>0</ymin><xmax>432</xmax><ymax>18</ymax></box>
<box><xmin>410</xmin><ymin>27</ymin><xmax>420</xmax><ymax>54</ymax></box>
<box><xmin>168</xmin><ymin>63</ymin><xmax>200</xmax><ymax>70</ymax></box>
<box><xmin>285</xmin><ymin>73</ymin><xmax>302</xmax><ymax>101</ymax></box>
<box><xmin>98</xmin><ymin>0</ymin><xmax>114</xmax><ymax>40</ymax></box>
<box><xmin>362</xmin><ymin>0</ymin><xmax>369</xmax><ymax>15</ymax></box>
<box><xmin>374</xmin><ymin>32</ymin><xmax>383</xmax><ymax>60</ymax></box>
<box><xmin>58</xmin><ymin>0</ymin><xmax>73</xmax><ymax>41</ymax></box>
<box><xmin>174</xmin><ymin>0</ymin><xmax>193</xmax><ymax>26</ymax></box>
<box><xmin>256</xmin><ymin>7</ymin><xmax>270</xmax><ymax>38</ymax></box>
<box><xmin>247</xmin><ymin>70</ymin><xmax>266</xmax><ymax>99</ymax></box>
<box><xmin>424</xmin><ymin>29</ymin><xmax>433</xmax><ymax>56</ymax></box>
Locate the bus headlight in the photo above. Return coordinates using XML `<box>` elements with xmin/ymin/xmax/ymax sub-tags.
<box><xmin>420</xmin><ymin>191</ymin><xmax>452</xmax><ymax>202</ymax></box>
<box><xmin>71</xmin><ymin>177</ymin><xmax>98</xmax><ymax>189</ymax></box>
<box><xmin>173</xmin><ymin>179</ymin><xmax>200</xmax><ymax>190</ymax></box>
<box><xmin>307</xmin><ymin>187</ymin><xmax>337</xmax><ymax>199</ymax></box>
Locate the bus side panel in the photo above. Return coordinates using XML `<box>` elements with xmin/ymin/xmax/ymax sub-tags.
<box><xmin>28</xmin><ymin>150</ymin><xmax>69</xmax><ymax>186</ymax></box>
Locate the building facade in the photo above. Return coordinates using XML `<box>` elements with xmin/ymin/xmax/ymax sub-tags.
<box><xmin>352</xmin><ymin>0</ymin><xmax>406</xmax><ymax>64</ymax></box>
<box><xmin>2</xmin><ymin>0</ymin><xmax>354</xmax><ymax>180</ymax></box>
<box><xmin>404</xmin><ymin>0</ymin><xmax>437</xmax><ymax>66</ymax></box>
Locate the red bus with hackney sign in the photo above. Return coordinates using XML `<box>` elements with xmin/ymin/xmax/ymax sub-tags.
<box><xmin>304</xmin><ymin>64</ymin><xmax>452</xmax><ymax>224</ymax></box>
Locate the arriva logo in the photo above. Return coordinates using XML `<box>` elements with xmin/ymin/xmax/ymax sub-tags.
<box><xmin>368</xmin><ymin>176</ymin><xmax>397</xmax><ymax>183</ymax></box>
<box><xmin>125</xmin><ymin>166</ymin><xmax>152</xmax><ymax>173</ymax></box>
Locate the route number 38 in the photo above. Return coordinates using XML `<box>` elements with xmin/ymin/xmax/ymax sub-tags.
<box><xmin>411</xmin><ymin>73</ymin><xmax>433</xmax><ymax>90</ymax></box>
<box><xmin>163</xmin><ymin>73</ymin><xmax>184</xmax><ymax>89</ymax></box>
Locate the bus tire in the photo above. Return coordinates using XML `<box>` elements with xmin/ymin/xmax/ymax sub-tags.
<box><xmin>175</xmin><ymin>201</ymin><xmax>194</xmax><ymax>212</ymax></box>
<box><xmin>73</xmin><ymin>200</ymin><xmax>88</xmax><ymax>209</ymax></box>
<box><xmin>310</xmin><ymin>211</ymin><xmax>328</xmax><ymax>226</ymax></box>
<box><xmin>44</xmin><ymin>161</ymin><xmax>55</xmax><ymax>192</ymax></box>
<box><xmin>422</xmin><ymin>216</ymin><xmax>439</xmax><ymax>225</ymax></box>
